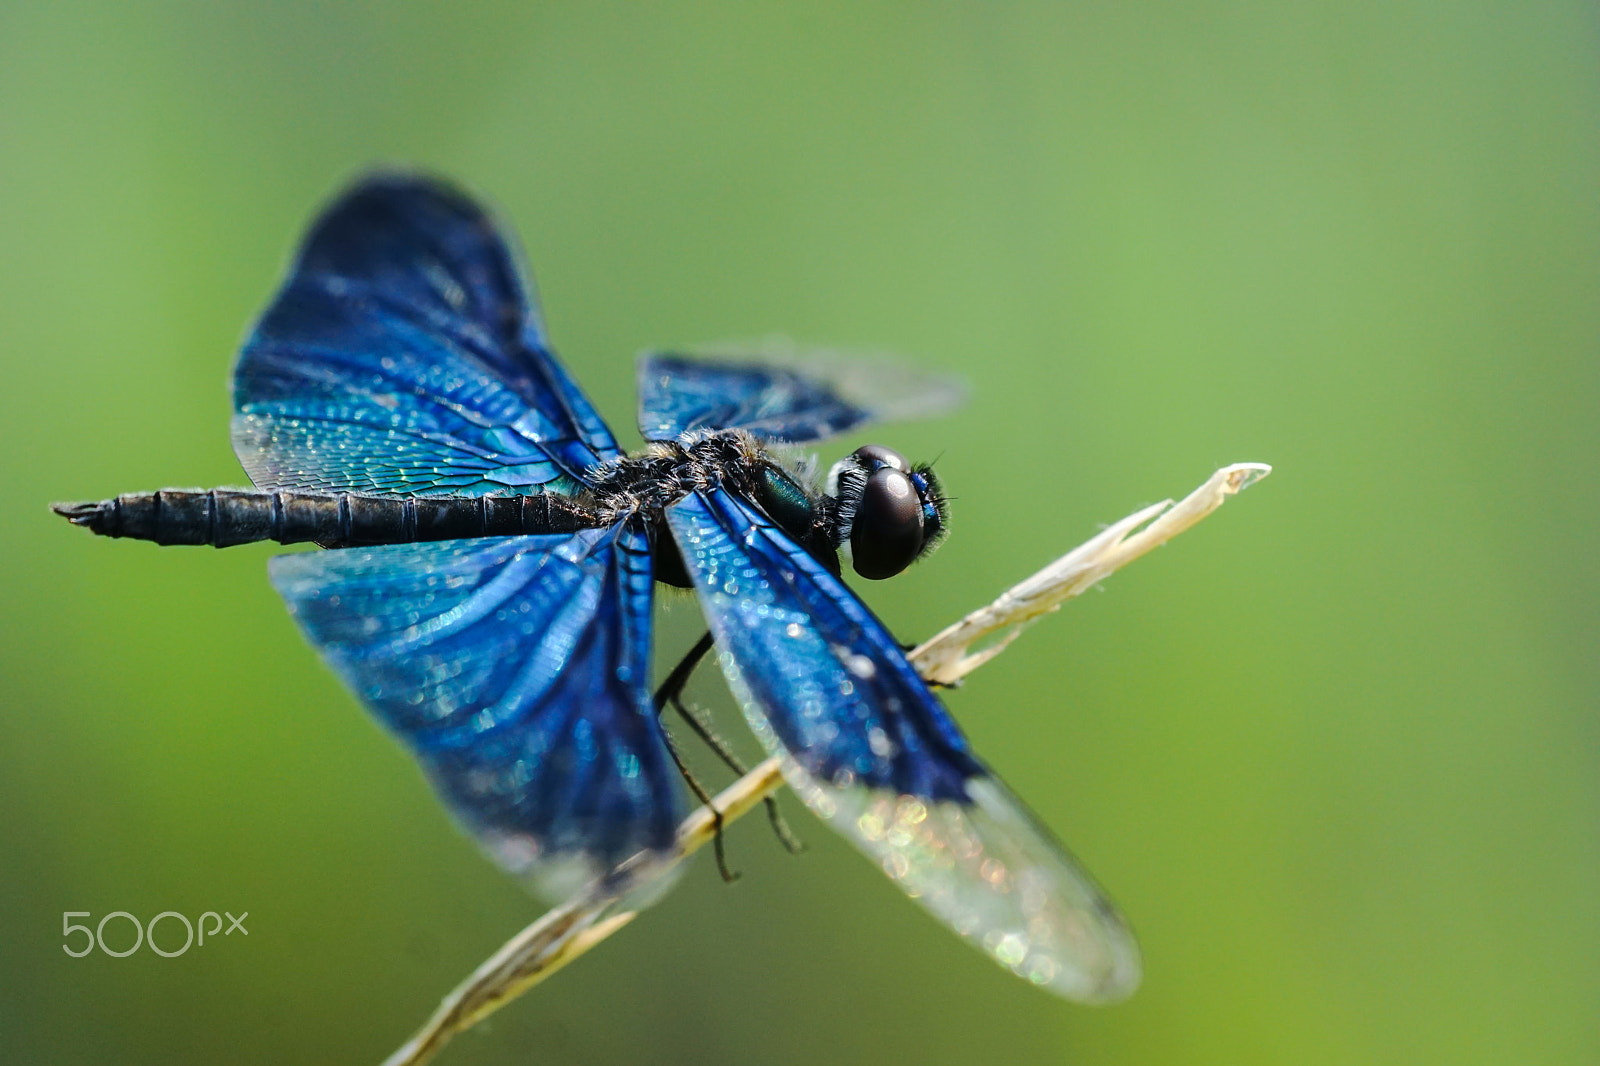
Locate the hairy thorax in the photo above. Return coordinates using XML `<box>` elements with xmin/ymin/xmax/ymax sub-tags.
<box><xmin>585</xmin><ymin>430</ymin><xmax>842</xmax><ymax>586</ymax></box>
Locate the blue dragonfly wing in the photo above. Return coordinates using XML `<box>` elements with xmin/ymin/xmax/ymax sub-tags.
<box><xmin>233</xmin><ymin>175</ymin><xmax>620</xmax><ymax>497</ymax></box>
<box><xmin>269</xmin><ymin>526</ymin><xmax>682</xmax><ymax>901</ymax></box>
<box><xmin>665</xmin><ymin>489</ymin><xmax>1140</xmax><ymax>1002</ymax></box>
<box><xmin>638</xmin><ymin>346</ymin><xmax>966</xmax><ymax>443</ymax></box>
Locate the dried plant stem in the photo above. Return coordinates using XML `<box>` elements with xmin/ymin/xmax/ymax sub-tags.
<box><xmin>911</xmin><ymin>462</ymin><xmax>1272</xmax><ymax>684</ymax></box>
<box><xmin>382</xmin><ymin>463</ymin><xmax>1270</xmax><ymax>1066</ymax></box>
<box><xmin>379</xmin><ymin>759</ymin><xmax>786</xmax><ymax>1066</ymax></box>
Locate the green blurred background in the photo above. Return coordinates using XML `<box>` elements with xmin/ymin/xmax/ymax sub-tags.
<box><xmin>2</xmin><ymin>3</ymin><xmax>1595</xmax><ymax>1063</ymax></box>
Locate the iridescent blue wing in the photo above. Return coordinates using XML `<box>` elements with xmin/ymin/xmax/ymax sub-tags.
<box><xmin>666</xmin><ymin>490</ymin><xmax>1140</xmax><ymax>1002</ymax></box>
<box><xmin>234</xmin><ymin>174</ymin><xmax>620</xmax><ymax>497</ymax></box>
<box><xmin>269</xmin><ymin>527</ymin><xmax>682</xmax><ymax>900</ymax></box>
<box><xmin>638</xmin><ymin>344</ymin><xmax>966</xmax><ymax>444</ymax></box>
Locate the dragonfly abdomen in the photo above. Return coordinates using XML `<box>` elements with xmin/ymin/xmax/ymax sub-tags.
<box><xmin>52</xmin><ymin>489</ymin><xmax>601</xmax><ymax>548</ymax></box>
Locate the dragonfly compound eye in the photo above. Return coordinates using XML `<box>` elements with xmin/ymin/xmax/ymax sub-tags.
<box><xmin>851</xmin><ymin>443</ymin><xmax>910</xmax><ymax>474</ymax></box>
<box><xmin>850</xmin><ymin>466</ymin><xmax>925</xmax><ymax>579</ymax></box>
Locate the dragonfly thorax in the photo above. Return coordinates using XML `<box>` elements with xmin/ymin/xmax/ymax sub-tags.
<box><xmin>585</xmin><ymin>430</ymin><xmax>947</xmax><ymax>586</ymax></box>
<box><xmin>586</xmin><ymin>430</ymin><xmax>842</xmax><ymax>585</ymax></box>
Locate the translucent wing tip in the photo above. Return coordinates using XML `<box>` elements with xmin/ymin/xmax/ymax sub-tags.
<box><xmin>679</xmin><ymin>337</ymin><xmax>970</xmax><ymax>424</ymax></box>
<box><xmin>479</xmin><ymin>830</ymin><xmax>686</xmax><ymax>907</ymax></box>
<box><xmin>962</xmin><ymin>777</ymin><xmax>1142</xmax><ymax>1002</ymax></box>
<box><xmin>480</xmin><ymin>831</ymin><xmax>609</xmax><ymax>901</ymax></box>
<box><xmin>787</xmin><ymin>762</ymin><xmax>1141</xmax><ymax>1003</ymax></box>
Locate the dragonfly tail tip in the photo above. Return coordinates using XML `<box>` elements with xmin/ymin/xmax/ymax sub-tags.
<box><xmin>51</xmin><ymin>500</ymin><xmax>108</xmax><ymax>530</ymax></box>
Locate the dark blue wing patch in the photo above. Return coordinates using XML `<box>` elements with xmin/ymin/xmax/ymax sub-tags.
<box><xmin>269</xmin><ymin>527</ymin><xmax>680</xmax><ymax>897</ymax></box>
<box><xmin>665</xmin><ymin>489</ymin><xmax>1140</xmax><ymax>1002</ymax></box>
<box><xmin>638</xmin><ymin>354</ymin><xmax>872</xmax><ymax>444</ymax></box>
<box><xmin>665</xmin><ymin>488</ymin><xmax>981</xmax><ymax>799</ymax></box>
<box><xmin>234</xmin><ymin>175</ymin><xmax>620</xmax><ymax>496</ymax></box>
<box><xmin>638</xmin><ymin>349</ymin><xmax>966</xmax><ymax>444</ymax></box>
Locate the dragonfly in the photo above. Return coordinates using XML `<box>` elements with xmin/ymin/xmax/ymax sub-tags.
<box><xmin>54</xmin><ymin>174</ymin><xmax>1139</xmax><ymax>1003</ymax></box>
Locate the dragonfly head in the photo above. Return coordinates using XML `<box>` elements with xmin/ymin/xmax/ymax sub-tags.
<box><xmin>828</xmin><ymin>445</ymin><xmax>949</xmax><ymax>580</ymax></box>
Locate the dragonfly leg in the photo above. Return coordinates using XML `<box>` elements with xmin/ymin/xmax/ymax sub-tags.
<box><xmin>669</xmin><ymin>693</ymin><xmax>806</xmax><ymax>857</ymax></box>
<box><xmin>657</xmin><ymin>713</ymin><xmax>738</xmax><ymax>882</ymax></box>
<box><xmin>655</xmin><ymin>631</ymin><xmax>805</xmax><ymax>858</ymax></box>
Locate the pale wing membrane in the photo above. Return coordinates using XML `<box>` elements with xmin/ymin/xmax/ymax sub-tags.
<box><xmin>270</xmin><ymin>528</ymin><xmax>681</xmax><ymax>900</ymax></box>
<box><xmin>665</xmin><ymin>490</ymin><xmax>1139</xmax><ymax>1002</ymax></box>
<box><xmin>638</xmin><ymin>345</ymin><xmax>967</xmax><ymax>444</ymax></box>
<box><xmin>784</xmin><ymin>769</ymin><xmax>1140</xmax><ymax>1001</ymax></box>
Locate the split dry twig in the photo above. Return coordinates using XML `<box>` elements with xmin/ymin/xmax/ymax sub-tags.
<box><xmin>382</xmin><ymin>462</ymin><xmax>1271</xmax><ymax>1066</ymax></box>
<box><xmin>911</xmin><ymin>462</ymin><xmax>1272</xmax><ymax>684</ymax></box>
